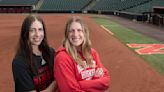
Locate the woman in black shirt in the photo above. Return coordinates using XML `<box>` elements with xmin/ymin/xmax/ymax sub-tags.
<box><xmin>12</xmin><ymin>14</ymin><xmax>57</xmax><ymax>92</ymax></box>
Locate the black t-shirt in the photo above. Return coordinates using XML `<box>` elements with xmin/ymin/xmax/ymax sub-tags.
<box><xmin>12</xmin><ymin>48</ymin><xmax>55</xmax><ymax>92</ymax></box>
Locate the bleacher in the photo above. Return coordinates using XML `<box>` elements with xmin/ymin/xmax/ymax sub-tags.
<box><xmin>91</xmin><ymin>0</ymin><xmax>150</xmax><ymax>11</ymax></box>
<box><xmin>124</xmin><ymin>0</ymin><xmax>164</xmax><ymax>13</ymax></box>
<box><xmin>0</xmin><ymin>0</ymin><xmax>37</xmax><ymax>6</ymax></box>
<box><xmin>39</xmin><ymin>0</ymin><xmax>92</xmax><ymax>11</ymax></box>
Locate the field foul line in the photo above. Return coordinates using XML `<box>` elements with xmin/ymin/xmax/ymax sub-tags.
<box><xmin>101</xmin><ymin>25</ymin><xmax>114</xmax><ymax>35</ymax></box>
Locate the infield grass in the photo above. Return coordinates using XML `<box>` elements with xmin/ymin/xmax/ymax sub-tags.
<box><xmin>92</xmin><ymin>15</ymin><xmax>164</xmax><ymax>75</ymax></box>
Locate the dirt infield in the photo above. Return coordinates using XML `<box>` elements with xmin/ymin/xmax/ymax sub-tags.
<box><xmin>0</xmin><ymin>14</ymin><xmax>164</xmax><ymax>92</ymax></box>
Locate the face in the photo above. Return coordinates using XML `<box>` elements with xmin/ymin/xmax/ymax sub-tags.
<box><xmin>68</xmin><ymin>22</ymin><xmax>85</xmax><ymax>49</ymax></box>
<box><xmin>29</xmin><ymin>20</ymin><xmax>44</xmax><ymax>46</ymax></box>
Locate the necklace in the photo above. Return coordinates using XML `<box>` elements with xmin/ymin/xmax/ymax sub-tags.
<box><xmin>41</xmin><ymin>56</ymin><xmax>46</xmax><ymax>65</ymax></box>
<box><xmin>33</xmin><ymin>50</ymin><xmax>46</xmax><ymax>65</ymax></box>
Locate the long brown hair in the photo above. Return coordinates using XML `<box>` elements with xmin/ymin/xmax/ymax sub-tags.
<box><xmin>15</xmin><ymin>14</ymin><xmax>51</xmax><ymax>74</ymax></box>
<box><xmin>63</xmin><ymin>16</ymin><xmax>94</xmax><ymax>68</ymax></box>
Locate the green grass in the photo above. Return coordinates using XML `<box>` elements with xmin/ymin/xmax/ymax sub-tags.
<box><xmin>92</xmin><ymin>16</ymin><xmax>164</xmax><ymax>75</ymax></box>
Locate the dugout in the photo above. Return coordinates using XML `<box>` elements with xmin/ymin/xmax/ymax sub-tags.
<box><xmin>0</xmin><ymin>6</ymin><xmax>32</xmax><ymax>13</ymax></box>
<box><xmin>151</xmin><ymin>6</ymin><xmax>164</xmax><ymax>26</ymax></box>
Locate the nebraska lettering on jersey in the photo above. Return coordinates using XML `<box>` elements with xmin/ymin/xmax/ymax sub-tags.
<box><xmin>81</xmin><ymin>69</ymin><xmax>95</xmax><ymax>80</ymax></box>
<box><xmin>77</xmin><ymin>60</ymin><xmax>96</xmax><ymax>80</ymax></box>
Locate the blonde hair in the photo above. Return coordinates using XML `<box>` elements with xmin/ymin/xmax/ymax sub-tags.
<box><xmin>63</xmin><ymin>16</ymin><xmax>94</xmax><ymax>68</ymax></box>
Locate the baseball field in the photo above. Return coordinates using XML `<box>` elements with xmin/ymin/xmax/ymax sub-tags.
<box><xmin>0</xmin><ymin>14</ymin><xmax>164</xmax><ymax>92</ymax></box>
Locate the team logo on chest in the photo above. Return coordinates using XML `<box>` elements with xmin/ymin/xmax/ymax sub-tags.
<box><xmin>77</xmin><ymin>60</ymin><xmax>96</xmax><ymax>80</ymax></box>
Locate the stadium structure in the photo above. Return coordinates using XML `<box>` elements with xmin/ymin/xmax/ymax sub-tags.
<box><xmin>0</xmin><ymin>0</ymin><xmax>164</xmax><ymax>27</ymax></box>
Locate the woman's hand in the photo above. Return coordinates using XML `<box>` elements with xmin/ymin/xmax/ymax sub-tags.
<box><xmin>94</xmin><ymin>68</ymin><xmax>104</xmax><ymax>78</ymax></box>
<box><xmin>39</xmin><ymin>81</ymin><xmax>58</xmax><ymax>92</ymax></box>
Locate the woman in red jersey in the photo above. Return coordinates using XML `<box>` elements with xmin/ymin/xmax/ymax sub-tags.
<box><xmin>54</xmin><ymin>16</ymin><xmax>110</xmax><ymax>92</ymax></box>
